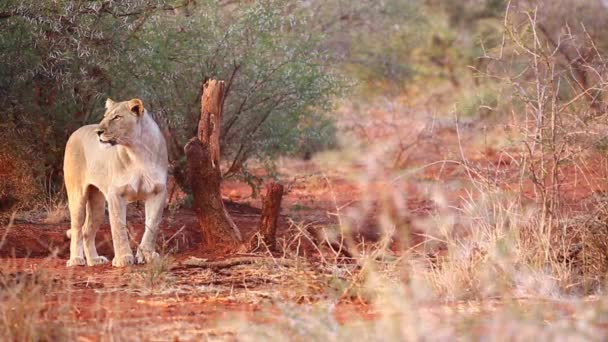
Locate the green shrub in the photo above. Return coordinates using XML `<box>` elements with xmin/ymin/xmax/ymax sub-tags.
<box><xmin>0</xmin><ymin>0</ymin><xmax>341</xmax><ymax>200</ymax></box>
<box><xmin>0</xmin><ymin>121</ymin><xmax>41</xmax><ymax>212</ymax></box>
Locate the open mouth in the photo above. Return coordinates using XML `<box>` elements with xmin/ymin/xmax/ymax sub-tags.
<box><xmin>99</xmin><ymin>138</ymin><xmax>117</xmax><ymax>146</ymax></box>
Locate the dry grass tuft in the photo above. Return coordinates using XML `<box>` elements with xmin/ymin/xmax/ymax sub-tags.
<box><xmin>0</xmin><ymin>268</ymin><xmax>67</xmax><ymax>341</ymax></box>
<box><xmin>556</xmin><ymin>200</ymin><xmax>608</xmax><ymax>293</ymax></box>
<box><xmin>42</xmin><ymin>201</ymin><xmax>68</xmax><ymax>225</ymax></box>
<box><xmin>129</xmin><ymin>255</ymin><xmax>176</xmax><ymax>295</ymax></box>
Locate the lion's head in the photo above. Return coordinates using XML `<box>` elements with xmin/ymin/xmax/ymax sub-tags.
<box><xmin>96</xmin><ymin>98</ymin><xmax>145</xmax><ymax>147</ymax></box>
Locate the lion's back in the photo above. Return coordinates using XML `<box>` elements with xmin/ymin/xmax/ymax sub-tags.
<box><xmin>63</xmin><ymin>125</ymin><xmax>100</xmax><ymax>188</ymax></box>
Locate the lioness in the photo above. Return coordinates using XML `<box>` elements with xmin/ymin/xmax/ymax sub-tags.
<box><xmin>63</xmin><ymin>98</ymin><xmax>168</xmax><ymax>267</ymax></box>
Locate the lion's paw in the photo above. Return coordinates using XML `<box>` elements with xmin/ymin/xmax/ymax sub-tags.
<box><xmin>136</xmin><ymin>249</ymin><xmax>160</xmax><ymax>264</ymax></box>
<box><xmin>88</xmin><ymin>256</ymin><xmax>109</xmax><ymax>266</ymax></box>
<box><xmin>112</xmin><ymin>254</ymin><xmax>135</xmax><ymax>267</ymax></box>
<box><xmin>66</xmin><ymin>257</ymin><xmax>86</xmax><ymax>267</ymax></box>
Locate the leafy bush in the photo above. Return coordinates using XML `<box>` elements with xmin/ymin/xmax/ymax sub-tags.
<box><xmin>0</xmin><ymin>0</ymin><xmax>174</xmax><ymax>197</ymax></box>
<box><xmin>0</xmin><ymin>148</ymin><xmax>39</xmax><ymax>212</ymax></box>
<box><xmin>0</xmin><ymin>0</ymin><xmax>341</xmax><ymax>203</ymax></box>
<box><xmin>0</xmin><ymin>122</ymin><xmax>41</xmax><ymax>211</ymax></box>
<box><xmin>307</xmin><ymin>0</ymin><xmax>426</xmax><ymax>95</ymax></box>
<box><xmin>306</xmin><ymin>0</ymin><xmax>507</xmax><ymax>95</ymax></box>
<box><xmin>127</xmin><ymin>0</ymin><xmax>341</xmax><ymax>175</ymax></box>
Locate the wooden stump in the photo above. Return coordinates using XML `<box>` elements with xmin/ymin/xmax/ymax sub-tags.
<box><xmin>254</xmin><ymin>182</ymin><xmax>284</xmax><ymax>251</ymax></box>
<box><xmin>185</xmin><ymin>79</ymin><xmax>242</xmax><ymax>252</ymax></box>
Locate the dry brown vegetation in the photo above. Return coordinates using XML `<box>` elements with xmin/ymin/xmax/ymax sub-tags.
<box><xmin>3</xmin><ymin>0</ymin><xmax>608</xmax><ymax>341</ymax></box>
<box><xmin>0</xmin><ymin>149</ymin><xmax>39</xmax><ymax>212</ymax></box>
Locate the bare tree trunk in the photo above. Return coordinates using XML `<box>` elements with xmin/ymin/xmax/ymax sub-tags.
<box><xmin>185</xmin><ymin>79</ymin><xmax>242</xmax><ymax>252</ymax></box>
<box><xmin>255</xmin><ymin>182</ymin><xmax>284</xmax><ymax>251</ymax></box>
<box><xmin>198</xmin><ymin>80</ymin><xmax>223</xmax><ymax>165</ymax></box>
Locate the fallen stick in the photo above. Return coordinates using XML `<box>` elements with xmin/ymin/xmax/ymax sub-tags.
<box><xmin>182</xmin><ymin>256</ymin><xmax>297</xmax><ymax>270</ymax></box>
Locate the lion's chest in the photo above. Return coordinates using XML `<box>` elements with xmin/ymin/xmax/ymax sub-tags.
<box><xmin>116</xmin><ymin>170</ymin><xmax>164</xmax><ymax>202</ymax></box>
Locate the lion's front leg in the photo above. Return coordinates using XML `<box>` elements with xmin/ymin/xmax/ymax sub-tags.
<box><xmin>107</xmin><ymin>192</ymin><xmax>134</xmax><ymax>267</ymax></box>
<box><xmin>137</xmin><ymin>187</ymin><xmax>166</xmax><ymax>264</ymax></box>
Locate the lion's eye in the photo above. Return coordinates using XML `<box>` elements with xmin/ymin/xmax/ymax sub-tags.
<box><xmin>111</xmin><ymin>115</ymin><xmax>122</xmax><ymax>121</ymax></box>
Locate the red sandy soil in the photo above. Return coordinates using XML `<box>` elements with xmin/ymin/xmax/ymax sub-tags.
<box><xmin>0</xmin><ymin>165</ymin><xmax>382</xmax><ymax>340</ymax></box>
<box><xmin>2</xmin><ymin>114</ymin><xmax>607</xmax><ymax>339</ymax></box>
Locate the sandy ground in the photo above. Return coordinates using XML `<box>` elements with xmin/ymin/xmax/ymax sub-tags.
<box><xmin>3</xmin><ymin>106</ymin><xmax>608</xmax><ymax>340</ymax></box>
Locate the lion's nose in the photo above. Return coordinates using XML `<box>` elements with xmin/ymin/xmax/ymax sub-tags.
<box><xmin>95</xmin><ymin>128</ymin><xmax>104</xmax><ymax>136</ymax></box>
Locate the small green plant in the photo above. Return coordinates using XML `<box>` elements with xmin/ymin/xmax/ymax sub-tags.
<box><xmin>456</xmin><ymin>86</ymin><xmax>499</xmax><ymax>118</ymax></box>
<box><xmin>290</xmin><ymin>204</ymin><xmax>312</xmax><ymax>212</ymax></box>
<box><xmin>129</xmin><ymin>255</ymin><xmax>176</xmax><ymax>295</ymax></box>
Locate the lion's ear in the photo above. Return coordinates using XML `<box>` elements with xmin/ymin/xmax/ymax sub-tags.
<box><xmin>105</xmin><ymin>98</ymin><xmax>116</xmax><ymax>109</ymax></box>
<box><xmin>128</xmin><ymin>98</ymin><xmax>144</xmax><ymax>116</ymax></box>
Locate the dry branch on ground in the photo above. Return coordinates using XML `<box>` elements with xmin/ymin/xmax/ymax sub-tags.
<box><xmin>182</xmin><ymin>256</ymin><xmax>297</xmax><ymax>270</ymax></box>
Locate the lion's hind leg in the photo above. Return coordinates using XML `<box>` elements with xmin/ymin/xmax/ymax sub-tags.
<box><xmin>66</xmin><ymin>188</ymin><xmax>86</xmax><ymax>267</ymax></box>
<box><xmin>136</xmin><ymin>187</ymin><xmax>166</xmax><ymax>264</ymax></box>
<box><xmin>83</xmin><ymin>186</ymin><xmax>109</xmax><ymax>266</ymax></box>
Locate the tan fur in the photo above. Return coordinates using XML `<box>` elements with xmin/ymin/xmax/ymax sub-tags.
<box><xmin>63</xmin><ymin>98</ymin><xmax>168</xmax><ymax>267</ymax></box>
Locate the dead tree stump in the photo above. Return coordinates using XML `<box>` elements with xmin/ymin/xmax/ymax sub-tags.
<box><xmin>185</xmin><ymin>79</ymin><xmax>242</xmax><ymax>252</ymax></box>
<box><xmin>253</xmin><ymin>182</ymin><xmax>284</xmax><ymax>251</ymax></box>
